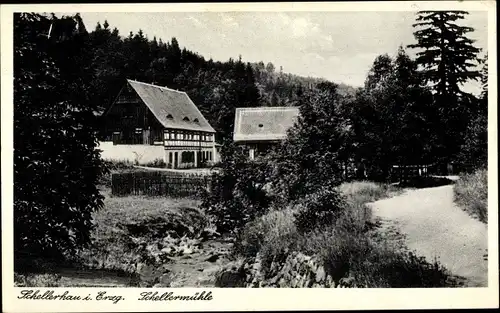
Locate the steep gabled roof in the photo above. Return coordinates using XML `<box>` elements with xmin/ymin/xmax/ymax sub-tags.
<box><xmin>233</xmin><ymin>106</ymin><xmax>299</xmax><ymax>142</ymax></box>
<box><xmin>126</xmin><ymin>79</ymin><xmax>215</xmax><ymax>133</ymax></box>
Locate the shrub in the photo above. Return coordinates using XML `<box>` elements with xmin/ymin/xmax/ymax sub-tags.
<box><xmin>235</xmin><ymin>209</ymin><xmax>298</xmax><ymax>261</ymax></box>
<box><xmin>354</xmin><ymin>243</ymin><xmax>453</xmax><ymax>287</ymax></box>
<box><xmin>298</xmin><ymin>227</ymin><xmax>454</xmax><ymax>287</ymax></box>
<box><xmin>143</xmin><ymin>158</ymin><xmax>167</xmax><ymax>168</ymax></box>
<box><xmin>337</xmin><ymin>181</ymin><xmax>401</xmax><ymax>232</ymax></box>
<box><xmin>201</xmin><ymin>141</ymin><xmax>272</xmax><ymax>234</ymax></box>
<box><xmin>454</xmin><ymin>168</ymin><xmax>488</xmax><ymax>223</ymax></box>
<box><xmin>14</xmin><ymin>13</ymin><xmax>107</xmax><ymax>264</ymax></box>
<box><xmin>103</xmin><ymin>159</ymin><xmax>135</xmax><ymax>171</ymax></box>
<box><xmin>294</xmin><ymin>182</ymin><xmax>345</xmax><ymax>233</ymax></box>
<box><xmin>14</xmin><ymin>273</ymin><xmax>62</xmax><ymax>287</ymax></box>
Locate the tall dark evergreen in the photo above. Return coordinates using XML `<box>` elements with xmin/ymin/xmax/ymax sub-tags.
<box><xmin>408</xmin><ymin>11</ymin><xmax>481</xmax><ymax>164</ymax></box>
<box><xmin>408</xmin><ymin>11</ymin><xmax>481</xmax><ymax>95</ymax></box>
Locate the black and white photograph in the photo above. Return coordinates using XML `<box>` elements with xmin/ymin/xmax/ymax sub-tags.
<box><xmin>1</xmin><ymin>1</ymin><xmax>497</xmax><ymax>311</ymax></box>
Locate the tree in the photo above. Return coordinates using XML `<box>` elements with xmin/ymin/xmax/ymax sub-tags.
<box><xmin>200</xmin><ymin>139</ymin><xmax>272</xmax><ymax>234</ymax></box>
<box><xmin>348</xmin><ymin>49</ymin><xmax>436</xmax><ymax>181</ymax></box>
<box><xmin>457</xmin><ymin>54</ymin><xmax>488</xmax><ymax>170</ymax></box>
<box><xmin>408</xmin><ymin>11</ymin><xmax>481</xmax><ymax>95</ymax></box>
<box><xmin>14</xmin><ymin>13</ymin><xmax>106</xmax><ymax>264</ymax></box>
<box><xmin>266</xmin><ymin>62</ymin><xmax>275</xmax><ymax>73</ymax></box>
<box><xmin>270</xmin><ymin>84</ymin><xmax>351</xmax><ymax>200</ymax></box>
<box><xmin>408</xmin><ymin>11</ymin><xmax>481</xmax><ymax>163</ymax></box>
<box><xmin>391</xmin><ymin>47</ymin><xmax>436</xmax><ymax>166</ymax></box>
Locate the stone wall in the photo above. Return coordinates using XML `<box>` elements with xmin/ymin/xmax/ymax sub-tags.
<box><xmin>216</xmin><ymin>252</ymin><xmax>357</xmax><ymax>288</ymax></box>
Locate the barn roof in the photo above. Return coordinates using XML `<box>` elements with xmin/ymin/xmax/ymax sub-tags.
<box><xmin>233</xmin><ymin>107</ymin><xmax>299</xmax><ymax>142</ymax></box>
<box><xmin>126</xmin><ymin>79</ymin><xmax>215</xmax><ymax>133</ymax></box>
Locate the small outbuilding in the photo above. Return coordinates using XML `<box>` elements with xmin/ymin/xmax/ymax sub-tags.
<box><xmin>233</xmin><ymin>106</ymin><xmax>299</xmax><ymax>160</ymax></box>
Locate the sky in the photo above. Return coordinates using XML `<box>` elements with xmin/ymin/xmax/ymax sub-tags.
<box><xmin>76</xmin><ymin>11</ymin><xmax>488</xmax><ymax>94</ymax></box>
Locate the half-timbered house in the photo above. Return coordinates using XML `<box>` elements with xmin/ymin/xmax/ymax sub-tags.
<box><xmin>100</xmin><ymin>79</ymin><xmax>216</xmax><ymax>168</ymax></box>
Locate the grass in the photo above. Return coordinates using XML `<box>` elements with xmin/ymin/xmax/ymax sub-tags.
<box><xmin>15</xmin><ymin>192</ymin><xmax>206</xmax><ymax>287</ymax></box>
<box><xmin>234</xmin><ymin>181</ymin><xmax>456</xmax><ymax>287</ymax></box>
<box><xmin>454</xmin><ymin>168</ymin><xmax>488</xmax><ymax>223</ymax></box>
<box><xmin>337</xmin><ymin>181</ymin><xmax>402</xmax><ymax>232</ymax></box>
<box><xmin>78</xmin><ymin>194</ymin><xmax>204</xmax><ymax>273</ymax></box>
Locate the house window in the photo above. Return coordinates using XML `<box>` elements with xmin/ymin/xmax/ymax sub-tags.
<box><xmin>166</xmin><ymin>114</ymin><xmax>173</xmax><ymax>120</ymax></box>
<box><xmin>183</xmin><ymin>116</ymin><xmax>190</xmax><ymax>122</ymax></box>
<box><xmin>193</xmin><ymin>118</ymin><xmax>199</xmax><ymax>123</ymax></box>
<box><xmin>209</xmin><ymin>151</ymin><xmax>212</xmax><ymax>161</ymax></box>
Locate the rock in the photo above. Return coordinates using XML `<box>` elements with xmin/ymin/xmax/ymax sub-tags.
<box><xmin>146</xmin><ymin>244</ymin><xmax>158</xmax><ymax>254</ymax></box>
<box><xmin>161</xmin><ymin>247</ymin><xmax>173</xmax><ymax>254</ymax></box>
<box><xmin>182</xmin><ymin>247</ymin><xmax>194</xmax><ymax>255</ymax></box>
<box><xmin>137</xmin><ymin>263</ymin><xmax>157</xmax><ymax>284</ymax></box>
<box><xmin>215</xmin><ymin>270</ymin><xmax>246</xmax><ymax>287</ymax></box>
<box><xmin>269</xmin><ymin>275</ymin><xmax>279</xmax><ymax>285</ymax></box>
<box><xmin>252</xmin><ymin>262</ymin><xmax>261</xmax><ymax>272</ymax></box>
<box><xmin>136</xmin><ymin>262</ymin><xmax>147</xmax><ymax>274</ymax></box>
<box><xmin>325</xmin><ymin>275</ymin><xmax>334</xmax><ymax>288</ymax></box>
<box><xmin>159</xmin><ymin>273</ymin><xmax>172</xmax><ymax>286</ymax></box>
<box><xmin>200</xmin><ymin>228</ymin><xmax>221</xmax><ymax>241</ymax></box>
<box><xmin>339</xmin><ymin>276</ymin><xmax>355</xmax><ymax>287</ymax></box>
<box><xmin>278</xmin><ymin>278</ymin><xmax>287</xmax><ymax>287</ymax></box>
<box><xmin>315</xmin><ymin>266</ymin><xmax>326</xmax><ymax>283</ymax></box>
<box><xmin>205</xmin><ymin>254</ymin><xmax>219</xmax><ymax>263</ymax></box>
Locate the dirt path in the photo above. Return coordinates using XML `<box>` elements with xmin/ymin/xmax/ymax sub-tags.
<box><xmin>369</xmin><ymin>185</ymin><xmax>488</xmax><ymax>287</ymax></box>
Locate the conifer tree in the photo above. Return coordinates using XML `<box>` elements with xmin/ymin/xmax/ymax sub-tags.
<box><xmin>408</xmin><ymin>11</ymin><xmax>481</xmax><ymax>95</ymax></box>
<box><xmin>408</xmin><ymin>10</ymin><xmax>481</xmax><ymax>165</ymax></box>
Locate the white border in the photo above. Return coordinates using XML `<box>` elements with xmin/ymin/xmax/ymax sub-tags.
<box><xmin>1</xmin><ymin>2</ymin><xmax>498</xmax><ymax>312</ymax></box>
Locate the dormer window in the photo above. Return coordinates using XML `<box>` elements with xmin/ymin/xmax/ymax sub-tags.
<box><xmin>166</xmin><ymin>114</ymin><xmax>173</xmax><ymax>120</ymax></box>
<box><xmin>183</xmin><ymin>116</ymin><xmax>190</xmax><ymax>122</ymax></box>
<box><xmin>193</xmin><ymin>118</ymin><xmax>199</xmax><ymax>123</ymax></box>
<box><xmin>258</xmin><ymin>124</ymin><xmax>264</xmax><ymax>128</ymax></box>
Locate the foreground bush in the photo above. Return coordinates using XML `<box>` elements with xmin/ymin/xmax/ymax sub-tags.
<box><xmin>201</xmin><ymin>141</ymin><xmax>273</xmax><ymax>234</ymax></box>
<box><xmin>300</xmin><ymin>227</ymin><xmax>453</xmax><ymax>287</ymax></box>
<box><xmin>294</xmin><ymin>182</ymin><xmax>345</xmax><ymax>233</ymax></box>
<box><xmin>454</xmin><ymin>168</ymin><xmax>488</xmax><ymax>223</ymax></box>
<box><xmin>14</xmin><ymin>13</ymin><xmax>107</xmax><ymax>267</ymax></box>
<box><xmin>234</xmin><ymin>209</ymin><xmax>299</xmax><ymax>268</ymax></box>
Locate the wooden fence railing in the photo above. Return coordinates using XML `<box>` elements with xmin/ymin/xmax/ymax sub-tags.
<box><xmin>111</xmin><ymin>171</ymin><xmax>211</xmax><ymax>198</ymax></box>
